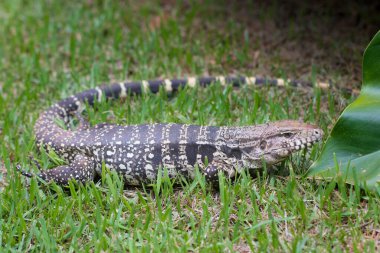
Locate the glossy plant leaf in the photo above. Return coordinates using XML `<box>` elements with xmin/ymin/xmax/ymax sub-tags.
<box><xmin>307</xmin><ymin>31</ymin><xmax>380</xmax><ymax>191</ymax></box>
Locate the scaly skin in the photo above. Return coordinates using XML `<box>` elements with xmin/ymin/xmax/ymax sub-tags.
<box><xmin>18</xmin><ymin>76</ymin><xmax>324</xmax><ymax>186</ymax></box>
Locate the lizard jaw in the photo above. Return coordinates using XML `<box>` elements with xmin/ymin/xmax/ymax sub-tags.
<box><xmin>287</xmin><ymin>132</ymin><xmax>323</xmax><ymax>153</ymax></box>
<box><xmin>273</xmin><ymin>128</ymin><xmax>324</xmax><ymax>158</ymax></box>
<box><xmin>270</xmin><ymin>135</ymin><xmax>321</xmax><ymax>157</ymax></box>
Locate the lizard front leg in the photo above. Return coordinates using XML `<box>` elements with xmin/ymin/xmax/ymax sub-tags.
<box><xmin>18</xmin><ymin>154</ymin><xmax>96</xmax><ymax>186</ymax></box>
<box><xmin>203</xmin><ymin>161</ymin><xmax>239</xmax><ymax>183</ymax></box>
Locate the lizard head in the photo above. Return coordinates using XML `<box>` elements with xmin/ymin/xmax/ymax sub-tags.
<box><xmin>226</xmin><ymin>120</ymin><xmax>324</xmax><ymax>168</ymax></box>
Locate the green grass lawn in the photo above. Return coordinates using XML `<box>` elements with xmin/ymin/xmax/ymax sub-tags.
<box><xmin>0</xmin><ymin>0</ymin><xmax>379</xmax><ymax>252</ymax></box>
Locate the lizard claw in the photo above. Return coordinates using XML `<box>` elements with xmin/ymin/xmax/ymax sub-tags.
<box><xmin>16</xmin><ymin>164</ymin><xmax>34</xmax><ymax>178</ymax></box>
<box><xmin>28</xmin><ymin>155</ymin><xmax>42</xmax><ymax>171</ymax></box>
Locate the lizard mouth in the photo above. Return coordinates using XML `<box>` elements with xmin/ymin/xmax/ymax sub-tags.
<box><xmin>263</xmin><ymin>134</ymin><xmax>323</xmax><ymax>160</ymax></box>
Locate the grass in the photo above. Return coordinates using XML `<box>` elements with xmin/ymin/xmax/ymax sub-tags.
<box><xmin>0</xmin><ymin>0</ymin><xmax>379</xmax><ymax>252</ymax></box>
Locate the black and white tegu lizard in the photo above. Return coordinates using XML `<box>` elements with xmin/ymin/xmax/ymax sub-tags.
<box><xmin>19</xmin><ymin>76</ymin><xmax>324</xmax><ymax>186</ymax></box>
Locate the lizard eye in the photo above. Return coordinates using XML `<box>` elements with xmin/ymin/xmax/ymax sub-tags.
<box><xmin>283</xmin><ymin>132</ymin><xmax>293</xmax><ymax>138</ymax></box>
<box><xmin>259</xmin><ymin>140</ymin><xmax>267</xmax><ymax>150</ymax></box>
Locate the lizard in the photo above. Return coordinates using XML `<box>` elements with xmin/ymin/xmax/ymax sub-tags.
<box><xmin>18</xmin><ymin>76</ymin><xmax>324</xmax><ymax>186</ymax></box>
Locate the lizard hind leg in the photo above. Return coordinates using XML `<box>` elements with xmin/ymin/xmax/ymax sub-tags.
<box><xmin>19</xmin><ymin>154</ymin><xmax>96</xmax><ymax>186</ymax></box>
<box><xmin>74</xmin><ymin>112</ymin><xmax>91</xmax><ymax>131</ymax></box>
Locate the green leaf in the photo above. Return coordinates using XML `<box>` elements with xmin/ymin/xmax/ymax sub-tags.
<box><xmin>307</xmin><ymin>31</ymin><xmax>380</xmax><ymax>190</ymax></box>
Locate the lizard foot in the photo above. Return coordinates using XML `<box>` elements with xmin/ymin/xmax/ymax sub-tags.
<box><xmin>17</xmin><ymin>154</ymin><xmax>96</xmax><ymax>186</ymax></box>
